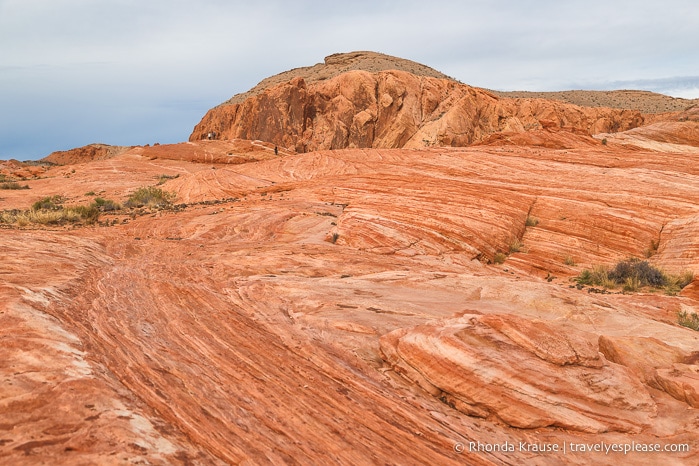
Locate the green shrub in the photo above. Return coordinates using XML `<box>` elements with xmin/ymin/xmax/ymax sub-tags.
<box><xmin>125</xmin><ymin>187</ymin><xmax>174</xmax><ymax>208</ymax></box>
<box><xmin>32</xmin><ymin>195</ymin><xmax>64</xmax><ymax>211</ymax></box>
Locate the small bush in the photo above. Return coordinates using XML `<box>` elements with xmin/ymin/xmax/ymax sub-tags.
<box><xmin>564</xmin><ymin>255</ymin><xmax>576</xmax><ymax>266</ymax></box>
<box><xmin>678</xmin><ymin>311</ymin><xmax>699</xmax><ymax>331</ymax></box>
<box><xmin>608</xmin><ymin>258</ymin><xmax>664</xmax><ymax>287</ymax></box>
<box><xmin>525</xmin><ymin>216</ymin><xmax>539</xmax><ymax>227</ymax></box>
<box><xmin>32</xmin><ymin>195</ymin><xmax>64</xmax><ymax>211</ymax></box>
<box><xmin>125</xmin><ymin>187</ymin><xmax>174</xmax><ymax>208</ymax></box>
<box><xmin>92</xmin><ymin>197</ymin><xmax>121</xmax><ymax>212</ymax></box>
<box><xmin>601</xmin><ymin>138</ymin><xmax>608</xmax><ymax>145</ymax></box>
<box><xmin>576</xmin><ymin>258</ymin><xmax>694</xmax><ymax>293</ymax></box>
<box><xmin>508</xmin><ymin>238</ymin><xmax>524</xmax><ymax>253</ymax></box>
<box><xmin>644</xmin><ymin>239</ymin><xmax>659</xmax><ymax>258</ymax></box>
<box><xmin>0</xmin><ymin>181</ymin><xmax>29</xmax><ymax>190</ymax></box>
<box><xmin>493</xmin><ymin>252</ymin><xmax>507</xmax><ymax>264</ymax></box>
<box><xmin>156</xmin><ymin>174</ymin><xmax>179</xmax><ymax>185</ymax></box>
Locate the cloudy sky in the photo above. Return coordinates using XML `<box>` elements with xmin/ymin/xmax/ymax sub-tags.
<box><xmin>1</xmin><ymin>0</ymin><xmax>698</xmax><ymax>160</ymax></box>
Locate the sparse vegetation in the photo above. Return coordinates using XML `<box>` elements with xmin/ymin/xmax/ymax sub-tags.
<box><xmin>493</xmin><ymin>252</ymin><xmax>507</xmax><ymax>264</ymax></box>
<box><xmin>85</xmin><ymin>191</ymin><xmax>96</xmax><ymax>196</ymax></box>
<box><xmin>525</xmin><ymin>216</ymin><xmax>539</xmax><ymax>227</ymax></box>
<box><xmin>1</xmin><ymin>195</ymin><xmax>100</xmax><ymax>226</ymax></box>
<box><xmin>93</xmin><ymin>197</ymin><xmax>121</xmax><ymax>212</ymax></box>
<box><xmin>124</xmin><ymin>186</ymin><xmax>174</xmax><ymax>208</ymax></box>
<box><xmin>508</xmin><ymin>238</ymin><xmax>525</xmax><ymax>254</ymax></box>
<box><xmin>32</xmin><ymin>195</ymin><xmax>65</xmax><ymax>211</ymax></box>
<box><xmin>644</xmin><ymin>239</ymin><xmax>659</xmax><ymax>258</ymax></box>
<box><xmin>678</xmin><ymin>310</ymin><xmax>699</xmax><ymax>331</ymax></box>
<box><xmin>564</xmin><ymin>255</ymin><xmax>576</xmax><ymax>266</ymax></box>
<box><xmin>576</xmin><ymin>258</ymin><xmax>694</xmax><ymax>294</ymax></box>
<box><xmin>0</xmin><ymin>181</ymin><xmax>29</xmax><ymax>189</ymax></box>
<box><xmin>601</xmin><ymin>138</ymin><xmax>608</xmax><ymax>145</ymax></box>
<box><xmin>156</xmin><ymin>174</ymin><xmax>180</xmax><ymax>185</ymax></box>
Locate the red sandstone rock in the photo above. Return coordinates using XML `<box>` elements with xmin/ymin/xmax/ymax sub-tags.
<box><xmin>191</xmin><ymin>69</ymin><xmax>649</xmax><ymax>153</ymax></box>
<box><xmin>42</xmin><ymin>143</ymin><xmax>133</xmax><ymax>165</ymax></box>
<box><xmin>380</xmin><ymin>314</ymin><xmax>656</xmax><ymax>433</ymax></box>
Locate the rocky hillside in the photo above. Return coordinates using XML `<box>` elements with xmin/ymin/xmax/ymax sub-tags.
<box><xmin>191</xmin><ymin>52</ymin><xmax>653</xmax><ymax>152</ymax></box>
<box><xmin>492</xmin><ymin>89</ymin><xmax>698</xmax><ymax>114</ymax></box>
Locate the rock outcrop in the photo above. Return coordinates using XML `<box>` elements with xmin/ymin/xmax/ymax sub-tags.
<box><xmin>42</xmin><ymin>143</ymin><xmax>132</xmax><ymax>165</ymax></box>
<box><xmin>190</xmin><ymin>52</ymin><xmax>648</xmax><ymax>152</ymax></box>
<box><xmin>380</xmin><ymin>314</ymin><xmax>657</xmax><ymax>433</ymax></box>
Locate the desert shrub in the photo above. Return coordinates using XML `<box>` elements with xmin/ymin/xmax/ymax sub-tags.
<box><xmin>678</xmin><ymin>311</ymin><xmax>699</xmax><ymax>331</ymax></box>
<box><xmin>601</xmin><ymin>138</ymin><xmax>608</xmax><ymax>145</ymax></box>
<box><xmin>125</xmin><ymin>186</ymin><xmax>174</xmax><ymax>208</ymax></box>
<box><xmin>576</xmin><ymin>264</ymin><xmax>616</xmax><ymax>288</ymax></box>
<box><xmin>92</xmin><ymin>197</ymin><xmax>121</xmax><ymax>212</ymax></box>
<box><xmin>65</xmin><ymin>205</ymin><xmax>100</xmax><ymax>224</ymax></box>
<box><xmin>508</xmin><ymin>238</ymin><xmax>524</xmax><ymax>253</ymax></box>
<box><xmin>608</xmin><ymin>258</ymin><xmax>664</xmax><ymax>287</ymax></box>
<box><xmin>525</xmin><ymin>216</ymin><xmax>539</xmax><ymax>227</ymax></box>
<box><xmin>156</xmin><ymin>174</ymin><xmax>179</xmax><ymax>185</ymax></box>
<box><xmin>0</xmin><ymin>181</ymin><xmax>29</xmax><ymax>190</ymax></box>
<box><xmin>2</xmin><ymin>194</ymin><xmax>100</xmax><ymax>226</ymax></box>
<box><xmin>644</xmin><ymin>239</ymin><xmax>659</xmax><ymax>258</ymax></box>
<box><xmin>664</xmin><ymin>271</ymin><xmax>695</xmax><ymax>296</ymax></box>
<box><xmin>564</xmin><ymin>255</ymin><xmax>576</xmax><ymax>266</ymax></box>
<box><xmin>32</xmin><ymin>195</ymin><xmax>64</xmax><ymax>211</ymax></box>
<box><xmin>577</xmin><ymin>258</ymin><xmax>694</xmax><ymax>293</ymax></box>
<box><xmin>493</xmin><ymin>252</ymin><xmax>507</xmax><ymax>264</ymax></box>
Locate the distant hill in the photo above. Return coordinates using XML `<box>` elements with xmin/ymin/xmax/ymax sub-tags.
<box><xmin>490</xmin><ymin>89</ymin><xmax>697</xmax><ymax>114</ymax></box>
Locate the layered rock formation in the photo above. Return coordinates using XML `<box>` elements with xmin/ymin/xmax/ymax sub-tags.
<box><xmin>190</xmin><ymin>52</ymin><xmax>655</xmax><ymax>152</ymax></box>
<box><xmin>42</xmin><ymin>143</ymin><xmax>133</xmax><ymax>165</ymax></box>
<box><xmin>380</xmin><ymin>314</ymin><xmax>656</xmax><ymax>433</ymax></box>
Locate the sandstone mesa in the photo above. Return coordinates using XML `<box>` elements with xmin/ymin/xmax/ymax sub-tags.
<box><xmin>1</xmin><ymin>51</ymin><xmax>699</xmax><ymax>465</ymax></box>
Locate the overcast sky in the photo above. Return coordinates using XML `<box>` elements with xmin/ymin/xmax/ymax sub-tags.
<box><xmin>1</xmin><ymin>0</ymin><xmax>698</xmax><ymax>160</ymax></box>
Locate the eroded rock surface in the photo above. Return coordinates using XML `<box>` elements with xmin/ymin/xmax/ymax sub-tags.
<box><xmin>190</xmin><ymin>52</ymin><xmax>650</xmax><ymax>152</ymax></box>
<box><xmin>380</xmin><ymin>314</ymin><xmax>656</xmax><ymax>433</ymax></box>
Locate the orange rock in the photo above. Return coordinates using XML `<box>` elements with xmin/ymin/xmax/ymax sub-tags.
<box><xmin>380</xmin><ymin>314</ymin><xmax>657</xmax><ymax>433</ymax></box>
<box><xmin>190</xmin><ymin>53</ymin><xmax>649</xmax><ymax>152</ymax></box>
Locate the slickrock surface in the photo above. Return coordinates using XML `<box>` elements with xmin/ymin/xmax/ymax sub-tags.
<box><xmin>2</xmin><ymin>129</ymin><xmax>699</xmax><ymax>464</ymax></box>
<box><xmin>380</xmin><ymin>314</ymin><xmax>656</xmax><ymax>433</ymax></box>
